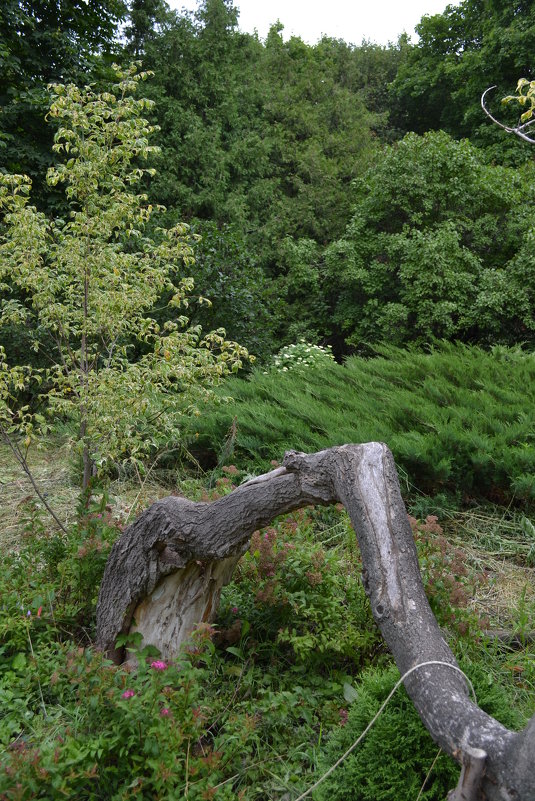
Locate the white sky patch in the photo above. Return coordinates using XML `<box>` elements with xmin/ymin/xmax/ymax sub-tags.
<box><xmin>168</xmin><ymin>0</ymin><xmax>460</xmax><ymax>46</ymax></box>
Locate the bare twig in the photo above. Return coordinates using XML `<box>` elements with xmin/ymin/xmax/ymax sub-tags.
<box><xmin>0</xmin><ymin>427</ymin><xmax>67</xmax><ymax>533</ymax></box>
<box><xmin>481</xmin><ymin>86</ymin><xmax>535</xmax><ymax>143</ymax></box>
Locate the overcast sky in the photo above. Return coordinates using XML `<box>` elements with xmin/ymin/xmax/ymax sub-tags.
<box><xmin>168</xmin><ymin>0</ymin><xmax>460</xmax><ymax>46</ymax></box>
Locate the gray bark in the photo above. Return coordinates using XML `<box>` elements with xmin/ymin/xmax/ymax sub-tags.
<box><xmin>96</xmin><ymin>443</ymin><xmax>535</xmax><ymax>800</ymax></box>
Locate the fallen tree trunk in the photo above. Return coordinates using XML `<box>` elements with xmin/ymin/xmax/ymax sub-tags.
<box><xmin>96</xmin><ymin>443</ymin><xmax>535</xmax><ymax>800</ymax></box>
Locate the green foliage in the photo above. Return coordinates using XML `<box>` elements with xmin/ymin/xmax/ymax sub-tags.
<box><xmin>0</xmin><ymin>0</ymin><xmax>127</xmax><ymax>208</ymax></box>
<box><xmin>4</xmin><ymin>1</ymin><xmax>535</xmax><ymax>358</ymax></box>
<box><xmin>8</xmin><ymin>1</ymin><xmax>535</xmax><ymax>353</ymax></box>
<box><xmin>409</xmin><ymin>514</ymin><xmax>486</xmax><ymax>636</ymax></box>
<box><xmin>502</xmin><ymin>78</ymin><xmax>535</xmax><ymax>125</ymax></box>
<box><xmin>322</xmin><ymin>131</ymin><xmax>535</xmax><ymax>348</ymax></box>
<box><xmin>251</xmin><ymin>26</ymin><xmax>378</xmax><ymax>260</ymax></box>
<box><xmin>1</xmin><ymin>460</ymin><xmax>532</xmax><ymax>799</ymax></box>
<box><xmin>0</xmin><ymin>346</ymin><xmax>35</xmax><ymax>440</ymax></box>
<box><xmin>127</xmin><ymin>0</ymin><xmax>388</xmax><ymax>347</ymax></box>
<box><xmin>321</xmin><ymin>36</ymin><xmax>409</xmax><ymax>142</ymax></box>
<box><xmin>124</xmin><ymin>0</ymin><xmax>172</xmax><ymax>57</ymax></box>
<box><xmin>313</xmin><ymin>666</ymin><xmax>459</xmax><ymax>801</ymax></box>
<box><xmin>0</xmin><ymin>497</ymin><xmax>377</xmax><ymax>799</ymax></box>
<box><xmin>0</xmin><ymin>632</ymin><xmax>235</xmax><ymax>799</ymax></box>
<box><xmin>194</xmin><ymin>343</ymin><xmax>535</xmax><ymax>504</ymax></box>
<box><xmin>220</xmin><ymin>507</ymin><xmax>380</xmax><ymax>668</ymax></box>
<box><xmin>390</xmin><ymin>0</ymin><xmax>535</xmax><ymax>163</ymax></box>
<box><xmin>313</xmin><ymin>656</ymin><xmax>529</xmax><ymax>801</ymax></box>
<box><xmin>139</xmin><ymin>2</ymin><xmax>380</xmax><ymax>281</ymax></box>
<box><xmin>180</xmin><ymin>220</ymin><xmax>279</xmax><ymax>360</ymax></box>
<box><xmin>0</xmin><ymin>494</ymin><xmax>120</xmax><ymax>652</ymax></box>
<box><xmin>0</xmin><ymin>64</ymin><xmax>248</xmax><ymax>485</ymax></box>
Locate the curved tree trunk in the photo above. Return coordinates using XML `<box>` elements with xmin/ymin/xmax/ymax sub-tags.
<box><xmin>96</xmin><ymin>443</ymin><xmax>535</xmax><ymax>801</ymax></box>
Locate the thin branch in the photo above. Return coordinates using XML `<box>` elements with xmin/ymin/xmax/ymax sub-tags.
<box><xmin>481</xmin><ymin>86</ymin><xmax>535</xmax><ymax>143</ymax></box>
<box><xmin>0</xmin><ymin>426</ymin><xmax>67</xmax><ymax>533</ymax></box>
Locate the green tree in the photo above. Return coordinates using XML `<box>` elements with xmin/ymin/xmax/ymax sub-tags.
<box><xmin>0</xmin><ymin>0</ymin><xmax>127</xmax><ymax>207</ymax></box>
<box><xmin>257</xmin><ymin>26</ymin><xmax>377</xmax><ymax>251</ymax></box>
<box><xmin>390</xmin><ymin>0</ymin><xmax>535</xmax><ymax>163</ymax></box>
<box><xmin>137</xmin><ymin>5</ymin><xmax>379</xmax><ymax>262</ymax></box>
<box><xmin>313</xmin><ymin>35</ymin><xmax>410</xmax><ymax>143</ymax></box>
<box><xmin>182</xmin><ymin>221</ymin><xmax>280</xmax><ymax>360</ymax></box>
<box><xmin>140</xmin><ymin>0</ymin><xmax>265</xmax><ymax>221</ymax></box>
<box><xmin>120</xmin><ymin>2</ymin><xmax>396</xmax><ymax>347</ymax></box>
<box><xmin>0</xmin><ymin>65</ymin><xmax>248</xmax><ymax>488</ymax></box>
<box><xmin>321</xmin><ymin>131</ymin><xmax>535</xmax><ymax>348</ymax></box>
<box><xmin>124</xmin><ymin>0</ymin><xmax>171</xmax><ymax>57</ymax></box>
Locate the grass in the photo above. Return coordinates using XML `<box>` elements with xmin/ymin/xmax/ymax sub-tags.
<box><xmin>405</xmin><ymin>497</ymin><xmax>535</xmax><ymax>632</ymax></box>
<box><xmin>447</xmin><ymin>510</ymin><xmax>535</xmax><ymax>632</ymax></box>
<box><xmin>0</xmin><ymin>438</ymin><xmax>184</xmax><ymax>551</ymax></box>
<box><xmin>0</xmin><ymin>439</ymin><xmax>78</xmax><ymax>550</ymax></box>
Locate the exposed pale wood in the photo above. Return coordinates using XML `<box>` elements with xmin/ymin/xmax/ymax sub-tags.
<box><xmin>447</xmin><ymin>746</ymin><xmax>487</xmax><ymax>801</ymax></box>
<box><xmin>96</xmin><ymin>443</ymin><xmax>535</xmax><ymax>800</ymax></box>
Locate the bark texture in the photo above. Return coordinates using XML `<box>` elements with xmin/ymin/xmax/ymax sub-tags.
<box><xmin>96</xmin><ymin>443</ymin><xmax>535</xmax><ymax>800</ymax></box>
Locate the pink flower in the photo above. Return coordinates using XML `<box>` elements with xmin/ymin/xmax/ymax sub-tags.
<box><xmin>122</xmin><ymin>689</ymin><xmax>135</xmax><ymax>699</ymax></box>
<box><xmin>37</xmin><ymin>607</ymin><xmax>42</xmax><ymax>618</ymax></box>
<box><xmin>150</xmin><ymin>660</ymin><xmax>168</xmax><ymax>671</ymax></box>
<box><xmin>231</xmin><ymin>607</ymin><xmax>239</xmax><ymax>614</ymax></box>
<box><xmin>160</xmin><ymin>707</ymin><xmax>171</xmax><ymax>717</ymax></box>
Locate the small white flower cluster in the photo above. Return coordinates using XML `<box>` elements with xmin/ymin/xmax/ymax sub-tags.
<box><xmin>270</xmin><ymin>339</ymin><xmax>335</xmax><ymax>373</ymax></box>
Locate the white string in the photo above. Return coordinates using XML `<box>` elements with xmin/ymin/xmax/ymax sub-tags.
<box><xmin>292</xmin><ymin>660</ymin><xmax>477</xmax><ymax>801</ymax></box>
<box><xmin>415</xmin><ymin>748</ymin><xmax>442</xmax><ymax>801</ymax></box>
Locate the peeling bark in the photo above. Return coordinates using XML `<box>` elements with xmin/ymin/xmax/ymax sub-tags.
<box><xmin>96</xmin><ymin>443</ymin><xmax>535</xmax><ymax>800</ymax></box>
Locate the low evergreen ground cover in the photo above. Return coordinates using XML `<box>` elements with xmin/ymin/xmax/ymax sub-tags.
<box><xmin>194</xmin><ymin>343</ymin><xmax>535</xmax><ymax>505</ymax></box>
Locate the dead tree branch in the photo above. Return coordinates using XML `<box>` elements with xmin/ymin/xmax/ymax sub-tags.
<box><xmin>481</xmin><ymin>85</ymin><xmax>535</xmax><ymax>143</ymax></box>
<box><xmin>96</xmin><ymin>443</ymin><xmax>535</xmax><ymax>801</ymax></box>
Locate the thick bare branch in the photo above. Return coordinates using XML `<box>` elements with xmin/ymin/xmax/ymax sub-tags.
<box><xmin>96</xmin><ymin>443</ymin><xmax>535</xmax><ymax>800</ymax></box>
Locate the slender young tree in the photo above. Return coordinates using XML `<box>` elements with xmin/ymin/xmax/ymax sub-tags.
<box><xmin>0</xmin><ymin>64</ymin><xmax>248</xmax><ymax>488</ymax></box>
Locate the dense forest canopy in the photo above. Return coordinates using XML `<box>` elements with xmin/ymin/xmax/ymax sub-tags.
<box><xmin>1</xmin><ymin>0</ymin><xmax>534</xmax><ymax>363</ymax></box>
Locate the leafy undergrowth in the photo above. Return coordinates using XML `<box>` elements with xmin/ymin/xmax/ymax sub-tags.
<box><xmin>1</xmin><ymin>464</ymin><xmax>534</xmax><ymax>800</ymax></box>
<box><xmin>193</xmin><ymin>342</ymin><xmax>535</xmax><ymax>506</ymax></box>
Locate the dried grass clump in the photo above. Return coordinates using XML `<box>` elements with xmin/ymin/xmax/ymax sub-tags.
<box><xmin>0</xmin><ymin>441</ymin><xmax>77</xmax><ymax>550</ymax></box>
